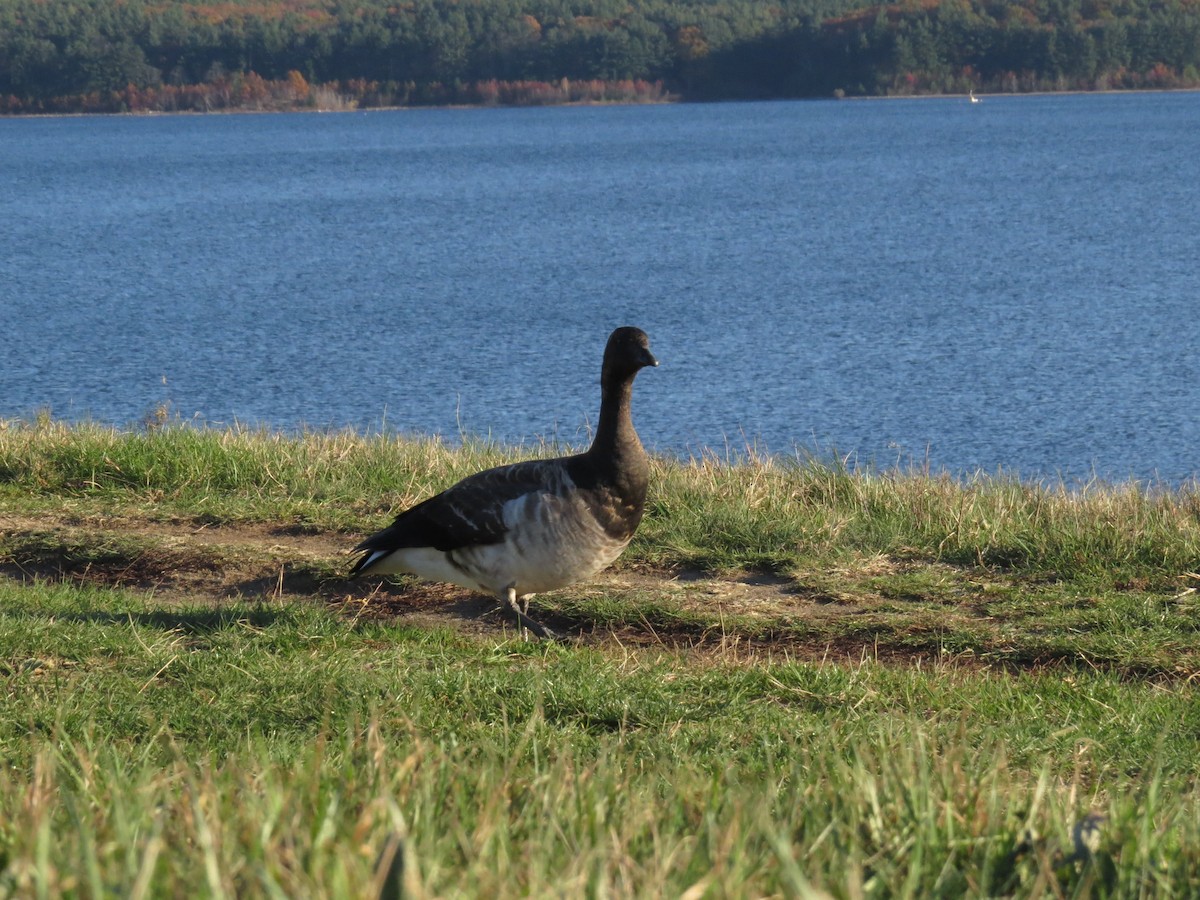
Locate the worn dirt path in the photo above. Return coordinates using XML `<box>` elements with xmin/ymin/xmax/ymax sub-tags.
<box><xmin>0</xmin><ymin>512</ymin><xmax>827</xmax><ymax>641</ymax></box>
<box><xmin>2</xmin><ymin>511</ymin><xmax>1001</xmax><ymax>667</ymax></box>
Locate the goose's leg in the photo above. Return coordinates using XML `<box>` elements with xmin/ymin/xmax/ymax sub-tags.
<box><xmin>501</xmin><ymin>585</ymin><xmax>559</xmax><ymax>640</ymax></box>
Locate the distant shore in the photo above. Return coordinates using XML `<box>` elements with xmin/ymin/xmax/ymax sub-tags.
<box><xmin>4</xmin><ymin>84</ymin><xmax>1199</xmax><ymax>119</ymax></box>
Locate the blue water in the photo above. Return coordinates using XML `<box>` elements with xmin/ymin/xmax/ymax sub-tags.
<box><xmin>2</xmin><ymin>94</ymin><xmax>1199</xmax><ymax>483</ymax></box>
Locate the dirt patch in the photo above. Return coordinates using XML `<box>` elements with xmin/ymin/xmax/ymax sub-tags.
<box><xmin>0</xmin><ymin>512</ymin><xmax>342</xmax><ymax>556</ymax></box>
<box><xmin>0</xmin><ymin>511</ymin><xmax>1136</xmax><ymax>675</ymax></box>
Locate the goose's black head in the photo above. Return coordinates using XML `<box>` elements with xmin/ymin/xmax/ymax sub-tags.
<box><xmin>601</xmin><ymin>327</ymin><xmax>658</xmax><ymax>386</ymax></box>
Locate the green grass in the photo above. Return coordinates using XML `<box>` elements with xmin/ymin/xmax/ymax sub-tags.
<box><xmin>4</xmin><ymin>581</ymin><xmax>1200</xmax><ymax>897</ymax></box>
<box><xmin>3</xmin><ymin>418</ymin><xmax>1200</xmax><ymax>896</ymax></box>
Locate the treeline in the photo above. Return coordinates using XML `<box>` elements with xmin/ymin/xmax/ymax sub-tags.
<box><xmin>746</xmin><ymin>0</ymin><xmax>1200</xmax><ymax>97</ymax></box>
<box><xmin>1</xmin><ymin>0</ymin><xmax>1198</xmax><ymax>113</ymax></box>
<box><xmin>2</xmin><ymin>69</ymin><xmax>670</xmax><ymax>114</ymax></box>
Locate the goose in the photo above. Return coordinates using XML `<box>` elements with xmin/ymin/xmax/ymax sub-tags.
<box><xmin>349</xmin><ymin>326</ymin><xmax>659</xmax><ymax>638</ymax></box>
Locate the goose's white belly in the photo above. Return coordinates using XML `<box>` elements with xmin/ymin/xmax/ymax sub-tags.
<box><xmin>370</xmin><ymin>489</ymin><xmax>630</xmax><ymax>597</ymax></box>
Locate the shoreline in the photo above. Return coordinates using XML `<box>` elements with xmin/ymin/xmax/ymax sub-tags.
<box><xmin>3</xmin><ymin>84</ymin><xmax>1198</xmax><ymax>119</ymax></box>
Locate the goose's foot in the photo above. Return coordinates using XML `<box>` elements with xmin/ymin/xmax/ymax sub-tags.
<box><xmin>501</xmin><ymin>586</ymin><xmax>560</xmax><ymax>640</ymax></box>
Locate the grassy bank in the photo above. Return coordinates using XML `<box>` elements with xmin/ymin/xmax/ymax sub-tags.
<box><xmin>2</xmin><ymin>419</ymin><xmax>1200</xmax><ymax>896</ymax></box>
<box><xmin>4</xmin><ymin>418</ymin><xmax>1199</xmax><ymax>583</ymax></box>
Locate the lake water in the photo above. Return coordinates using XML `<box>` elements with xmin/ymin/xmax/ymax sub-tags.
<box><xmin>2</xmin><ymin>94</ymin><xmax>1199</xmax><ymax>483</ymax></box>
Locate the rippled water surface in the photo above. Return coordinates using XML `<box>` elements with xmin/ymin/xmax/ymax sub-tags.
<box><xmin>2</xmin><ymin>94</ymin><xmax>1199</xmax><ymax>481</ymax></box>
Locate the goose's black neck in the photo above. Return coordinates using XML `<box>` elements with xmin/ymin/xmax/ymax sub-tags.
<box><xmin>590</xmin><ymin>373</ymin><xmax>644</xmax><ymax>470</ymax></box>
<box><xmin>568</xmin><ymin>327</ymin><xmax>656</xmax><ymax>540</ymax></box>
<box><xmin>576</xmin><ymin>326</ymin><xmax>655</xmax><ymax>497</ymax></box>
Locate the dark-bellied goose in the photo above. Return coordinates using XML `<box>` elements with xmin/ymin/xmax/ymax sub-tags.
<box><xmin>349</xmin><ymin>326</ymin><xmax>658</xmax><ymax>638</ymax></box>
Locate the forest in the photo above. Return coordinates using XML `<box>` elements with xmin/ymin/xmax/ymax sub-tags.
<box><xmin>1</xmin><ymin>0</ymin><xmax>1198</xmax><ymax>113</ymax></box>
